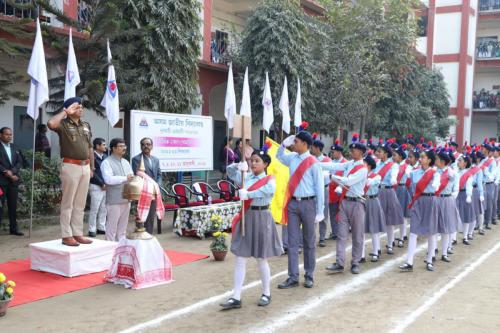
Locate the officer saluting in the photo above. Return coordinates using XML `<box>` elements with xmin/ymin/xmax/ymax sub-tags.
<box><xmin>48</xmin><ymin>97</ymin><xmax>94</xmax><ymax>246</ymax></box>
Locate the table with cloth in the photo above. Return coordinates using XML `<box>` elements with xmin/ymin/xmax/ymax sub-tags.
<box><xmin>174</xmin><ymin>201</ymin><xmax>242</xmax><ymax>238</ymax></box>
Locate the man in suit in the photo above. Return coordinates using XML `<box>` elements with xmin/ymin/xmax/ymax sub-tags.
<box><xmin>132</xmin><ymin>137</ymin><xmax>162</xmax><ymax>234</ymax></box>
<box><xmin>88</xmin><ymin>138</ymin><xmax>108</xmax><ymax>237</ymax></box>
<box><xmin>0</xmin><ymin>127</ymin><xmax>24</xmax><ymax>236</ymax></box>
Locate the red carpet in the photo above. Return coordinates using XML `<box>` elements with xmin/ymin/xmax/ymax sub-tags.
<box><xmin>0</xmin><ymin>250</ymin><xmax>208</xmax><ymax>307</ymax></box>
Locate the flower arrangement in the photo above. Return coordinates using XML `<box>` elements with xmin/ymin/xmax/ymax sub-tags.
<box><xmin>209</xmin><ymin>214</ymin><xmax>229</xmax><ymax>252</ymax></box>
<box><xmin>0</xmin><ymin>272</ymin><xmax>15</xmax><ymax>301</ymax></box>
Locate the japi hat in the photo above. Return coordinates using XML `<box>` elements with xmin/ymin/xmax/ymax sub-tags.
<box><xmin>312</xmin><ymin>133</ymin><xmax>324</xmax><ymax>150</ymax></box>
<box><xmin>393</xmin><ymin>144</ymin><xmax>407</xmax><ymax>160</ymax></box>
<box><xmin>295</xmin><ymin>121</ymin><xmax>313</xmax><ymax>146</ymax></box>
<box><xmin>406</xmin><ymin>134</ymin><xmax>416</xmax><ymax>146</ymax></box>
<box><xmin>349</xmin><ymin>133</ymin><xmax>366</xmax><ymax>153</ymax></box>
<box><xmin>331</xmin><ymin>138</ymin><xmax>344</xmax><ymax>152</ymax></box>
<box><xmin>253</xmin><ymin>139</ymin><xmax>272</xmax><ymax>165</ymax></box>
<box><xmin>377</xmin><ymin>139</ymin><xmax>393</xmax><ymax>157</ymax></box>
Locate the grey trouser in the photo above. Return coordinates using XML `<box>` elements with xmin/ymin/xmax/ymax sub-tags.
<box><xmin>319</xmin><ymin>187</ymin><xmax>330</xmax><ymax>241</ymax></box>
<box><xmin>484</xmin><ymin>182</ymin><xmax>495</xmax><ymax>225</ymax></box>
<box><xmin>287</xmin><ymin>198</ymin><xmax>316</xmax><ymax>281</ymax></box>
<box><xmin>337</xmin><ymin>200</ymin><xmax>365</xmax><ymax>267</ymax></box>
<box><xmin>328</xmin><ymin>202</ymin><xmax>340</xmax><ymax>238</ymax></box>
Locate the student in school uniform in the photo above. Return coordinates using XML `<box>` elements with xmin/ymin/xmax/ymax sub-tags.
<box><xmin>455</xmin><ymin>153</ymin><xmax>475</xmax><ymax>247</ymax></box>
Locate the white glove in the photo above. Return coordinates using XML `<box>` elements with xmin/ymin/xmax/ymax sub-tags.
<box><xmin>238</xmin><ymin>189</ymin><xmax>249</xmax><ymax>200</ymax></box>
<box><xmin>335</xmin><ymin>186</ymin><xmax>343</xmax><ymax>194</ymax></box>
<box><xmin>466</xmin><ymin>196</ymin><xmax>472</xmax><ymax>204</ymax></box>
<box><xmin>452</xmin><ymin>192</ymin><xmax>458</xmax><ymax>199</ymax></box>
<box><xmin>282</xmin><ymin>135</ymin><xmax>295</xmax><ymax>147</ymax></box>
<box><xmin>314</xmin><ymin>213</ymin><xmax>324</xmax><ymax>224</ymax></box>
<box><xmin>480</xmin><ymin>195</ymin><xmax>485</xmax><ymax>202</ymax></box>
<box><xmin>237</xmin><ymin>161</ymin><xmax>248</xmax><ymax>172</ymax></box>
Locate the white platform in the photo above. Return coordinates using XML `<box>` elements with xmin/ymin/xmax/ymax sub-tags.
<box><xmin>30</xmin><ymin>239</ymin><xmax>118</xmax><ymax>277</ymax></box>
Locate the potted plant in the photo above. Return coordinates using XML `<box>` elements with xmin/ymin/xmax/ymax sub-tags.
<box><xmin>209</xmin><ymin>215</ymin><xmax>229</xmax><ymax>261</ymax></box>
<box><xmin>0</xmin><ymin>272</ymin><xmax>16</xmax><ymax>317</ymax></box>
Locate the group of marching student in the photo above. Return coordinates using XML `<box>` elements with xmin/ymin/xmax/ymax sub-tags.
<box><xmin>218</xmin><ymin>122</ymin><xmax>500</xmax><ymax>310</ymax></box>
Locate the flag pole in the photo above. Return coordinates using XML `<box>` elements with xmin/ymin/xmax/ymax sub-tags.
<box><xmin>29</xmin><ymin>108</ymin><xmax>37</xmax><ymax>238</ymax></box>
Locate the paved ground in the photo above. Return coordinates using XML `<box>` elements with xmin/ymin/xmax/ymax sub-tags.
<box><xmin>1</xmin><ymin>214</ymin><xmax>499</xmax><ymax>333</ymax></box>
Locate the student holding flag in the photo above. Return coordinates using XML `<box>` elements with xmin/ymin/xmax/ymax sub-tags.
<box><xmin>320</xmin><ymin>134</ymin><xmax>368</xmax><ymax>274</ymax></box>
<box><xmin>400</xmin><ymin>148</ymin><xmax>440</xmax><ymax>272</ymax></box>
<box><xmin>220</xmin><ymin>142</ymin><xmax>283</xmax><ymax>310</ymax></box>
<box><xmin>277</xmin><ymin>123</ymin><xmax>324</xmax><ymax>289</ymax></box>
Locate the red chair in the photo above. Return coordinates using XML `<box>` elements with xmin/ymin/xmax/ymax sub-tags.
<box><xmin>171</xmin><ymin>183</ymin><xmax>206</xmax><ymax>208</ymax></box>
<box><xmin>159</xmin><ymin>186</ymin><xmax>180</xmax><ymax>234</ymax></box>
<box><xmin>217</xmin><ymin>180</ymin><xmax>240</xmax><ymax>201</ymax></box>
<box><xmin>192</xmin><ymin>182</ymin><xmax>226</xmax><ymax>204</ymax></box>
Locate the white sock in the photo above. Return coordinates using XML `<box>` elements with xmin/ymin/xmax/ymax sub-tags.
<box><xmin>406</xmin><ymin>233</ymin><xmax>418</xmax><ymax>265</ymax></box>
<box><xmin>427</xmin><ymin>235</ymin><xmax>436</xmax><ymax>263</ymax></box>
<box><xmin>400</xmin><ymin>219</ymin><xmax>407</xmax><ymax>238</ymax></box>
<box><xmin>372</xmin><ymin>233</ymin><xmax>380</xmax><ymax>254</ymax></box>
<box><xmin>478</xmin><ymin>214</ymin><xmax>484</xmax><ymax>229</ymax></box>
<box><xmin>463</xmin><ymin>223</ymin><xmax>470</xmax><ymax>240</ymax></box>
<box><xmin>233</xmin><ymin>256</ymin><xmax>246</xmax><ymax>300</ymax></box>
<box><xmin>256</xmin><ymin>258</ymin><xmax>271</xmax><ymax>297</ymax></box>
<box><xmin>449</xmin><ymin>232</ymin><xmax>456</xmax><ymax>248</ymax></box>
<box><xmin>441</xmin><ymin>234</ymin><xmax>449</xmax><ymax>256</ymax></box>
<box><xmin>387</xmin><ymin>225</ymin><xmax>395</xmax><ymax>248</ymax></box>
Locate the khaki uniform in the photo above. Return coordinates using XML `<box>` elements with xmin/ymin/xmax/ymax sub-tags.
<box><xmin>53</xmin><ymin>117</ymin><xmax>92</xmax><ymax>238</ymax></box>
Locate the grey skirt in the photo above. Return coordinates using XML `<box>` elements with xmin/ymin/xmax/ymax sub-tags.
<box><xmin>472</xmin><ymin>187</ymin><xmax>484</xmax><ymax>216</ymax></box>
<box><xmin>379</xmin><ymin>187</ymin><xmax>404</xmax><ymax>226</ymax></box>
<box><xmin>457</xmin><ymin>191</ymin><xmax>475</xmax><ymax>224</ymax></box>
<box><xmin>365</xmin><ymin>197</ymin><xmax>386</xmax><ymax>233</ymax></box>
<box><xmin>410</xmin><ymin>196</ymin><xmax>438</xmax><ymax>236</ymax></box>
<box><xmin>436</xmin><ymin>196</ymin><xmax>460</xmax><ymax>234</ymax></box>
<box><xmin>396</xmin><ymin>185</ymin><xmax>411</xmax><ymax>218</ymax></box>
<box><xmin>231</xmin><ymin>209</ymin><xmax>284</xmax><ymax>258</ymax></box>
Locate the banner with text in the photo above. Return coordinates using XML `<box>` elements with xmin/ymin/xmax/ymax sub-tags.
<box><xmin>130</xmin><ymin>110</ymin><xmax>213</xmax><ymax>172</ymax></box>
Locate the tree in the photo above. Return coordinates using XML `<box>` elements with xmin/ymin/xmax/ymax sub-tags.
<box><xmin>232</xmin><ymin>0</ymin><xmax>320</xmax><ymax>135</ymax></box>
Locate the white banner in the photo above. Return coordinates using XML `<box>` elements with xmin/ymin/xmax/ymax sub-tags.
<box><xmin>130</xmin><ymin>110</ymin><xmax>213</xmax><ymax>172</ymax></box>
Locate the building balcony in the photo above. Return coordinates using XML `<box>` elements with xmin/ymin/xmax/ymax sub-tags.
<box><xmin>473</xmin><ymin>90</ymin><xmax>500</xmax><ymax>113</ymax></box>
<box><xmin>479</xmin><ymin>0</ymin><xmax>500</xmax><ymax>13</ymax></box>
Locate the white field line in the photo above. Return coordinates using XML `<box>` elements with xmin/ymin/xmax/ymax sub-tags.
<box><xmin>389</xmin><ymin>240</ymin><xmax>500</xmax><ymax>333</ymax></box>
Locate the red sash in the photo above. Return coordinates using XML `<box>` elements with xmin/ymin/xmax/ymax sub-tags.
<box><xmin>480</xmin><ymin>157</ymin><xmax>493</xmax><ymax>170</ymax></box>
<box><xmin>408</xmin><ymin>168</ymin><xmax>436</xmax><ymax>209</ymax></box>
<box><xmin>377</xmin><ymin>161</ymin><xmax>394</xmax><ymax>181</ymax></box>
<box><xmin>231</xmin><ymin>175</ymin><xmax>274</xmax><ymax>232</ymax></box>
<box><xmin>459</xmin><ymin>166</ymin><xmax>479</xmax><ymax>190</ymax></box>
<box><xmin>393</xmin><ymin>163</ymin><xmax>407</xmax><ymax>190</ymax></box>
<box><xmin>335</xmin><ymin>163</ymin><xmax>366</xmax><ymax>221</ymax></box>
<box><xmin>435</xmin><ymin>169</ymin><xmax>449</xmax><ymax>196</ymax></box>
<box><xmin>281</xmin><ymin>156</ymin><xmax>318</xmax><ymax>225</ymax></box>
<box><xmin>364</xmin><ymin>172</ymin><xmax>379</xmax><ymax>194</ymax></box>
<box><xmin>329</xmin><ymin>157</ymin><xmax>347</xmax><ymax>203</ymax></box>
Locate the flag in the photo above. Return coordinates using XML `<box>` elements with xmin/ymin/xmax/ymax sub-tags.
<box><xmin>294</xmin><ymin>77</ymin><xmax>302</xmax><ymax>128</ymax></box>
<box><xmin>279</xmin><ymin>76</ymin><xmax>290</xmax><ymax>134</ymax></box>
<box><xmin>262</xmin><ymin>72</ymin><xmax>274</xmax><ymax>132</ymax></box>
<box><xmin>64</xmin><ymin>28</ymin><xmax>81</xmax><ymax>100</ymax></box>
<box><xmin>224</xmin><ymin>63</ymin><xmax>237</xmax><ymax>129</ymax></box>
<box><xmin>266</xmin><ymin>137</ymin><xmax>290</xmax><ymax>224</ymax></box>
<box><xmin>239</xmin><ymin>67</ymin><xmax>251</xmax><ymax>118</ymax></box>
<box><xmin>100</xmin><ymin>39</ymin><xmax>120</xmax><ymax>127</ymax></box>
<box><xmin>26</xmin><ymin>19</ymin><xmax>49</xmax><ymax>120</ymax></box>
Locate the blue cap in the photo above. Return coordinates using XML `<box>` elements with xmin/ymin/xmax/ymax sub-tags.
<box><xmin>63</xmin><ymin>97</ymin><xmax>82</xmax><ymax>109</ymax></box>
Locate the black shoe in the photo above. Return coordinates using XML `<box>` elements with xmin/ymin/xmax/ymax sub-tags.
<box><xmin>386</xmin><ymin>245</ymin><xmax>394</xmax><ymax>255</ymax></box>
<box><xmin>447</xmin><ymin>248</ymin><xmax>454</xmax><ymax>255</ymax></box>
<box><xmin>282</xmin><ymin>248</ymin><xmax>288</xmax><ymax>255</ymax></box>
<box><xmin>10</xmin><ymin>230</ymin><xmax>24</xmax><ymax>236</ymax></box>
<box><xmin>303</xmin><ymin>277</ymin><xmax>314</xmax><ymax>288</ymax></box>
<box><xmin>485</xmin><ymin>225</ymin><xmax>492</xmax><ymax>230</ymax></box>
<box><xmin>468</xmin><ymin>234</ymin><xmax>474</xmax><ymax>240</ymax></box>
<box><xmin>493</xmin><ymin>221</ymin><xmax>497</xmax><ymax>225</ymax></box>
<box><xmin>258</xmin><ymin>294</ymin><xmax>271</xmax><ymax>307</ymax></box>
<box><xmin>359</xmin><ymin>257</ymin><xmax>366</xmax><ymax>263</ymax></box>
<box><xmin>452</xmin><ymin>240</ymin><xmax>457</xmax><ymax>245</ymax></box>
<box><xmin>403</xmin><ymin>236</ymin><xmax>408</xmax><ymax>241</ymax></box>
<box><xmin>278</xmin><ymin>278</ymin><xmax>299</xmax><ymax>289</ymax></box>
<box><xmin>463</xmin><ymin>239</ymin><xmax>471</xmax><ymax>245</ymax></box>
<box><xmin>426</xmin><ymin>262</ymin><xmax>435</xmax><ymax>272</ymax></box>
<box><xmin>369</xmin><ymin>253</ymin><xmax>379</xmax><ymax>262</ymax></box>
<box><xmin>396</xmin><ymin>238</ymin><xmax>404</xmax><ymax>248</ymax></box>
<box><xmin>88</xmin><ymin>231</ymin><xmax>96</xmax><ymax>238</ymax></box>
<box><xmin>326</xmin><ymin>263</ymin><xmax>344</xmax><ymax>273</ymax></box>
<box><xmin>96</xmin><ymin>229</ymin><xmax>106</xmax><ymax>235</ymax></box>
<box><xmin>331</xmin><ymin>235</ymin><xmax>338</xmax><ymax>240</ymax></box>
<box><xmin>350</xmin><ymin>265</ymin><xmax>360</xmax><ymax>274</ymax></box>
<box><xmin>318</xmin><ymin>240</ymin><xmax>326</xmax><ymax>247</ymax></box>
<box><xmin>220</xmin><ymin>298</ymin><xmax>241</xmax><ymax>310</ymax></box>
<box><xmin>479</xmin><ymin>229</ymin><xmax>486</xmax><ymax>235</ymax></box>
<box><xmin>399</xmin><ymin>263</ymin><xmax>413</xmax><ymax>272</ymax></box>
<box><xmin>441</xmin><ymin>255</ymin><xmax>451</xmax><ymax>263</ymax></box>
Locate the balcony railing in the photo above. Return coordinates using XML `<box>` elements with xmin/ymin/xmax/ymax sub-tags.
<box><xmin>479</xmin><ymin>0</ymin><xmax>500</xmax><ymax>13</ymax></box>
<box><xmin>473</xmin><ymin>90</ymin><xmax>500</xmax><ymax>110</ymax></box>
<box><xmin>0</xmin><ymin>0</ymin><xmax>41</xmax><ymax>20</ymax></box>
<box><xmin>210</xmin><ymin>30</ymin><xmax>229</xmax><ymax>65</ymax></box>
<box><xmin>477</xmin><ymin>38</ymin><xmax>500</xmax><ymax>59</ymax></box>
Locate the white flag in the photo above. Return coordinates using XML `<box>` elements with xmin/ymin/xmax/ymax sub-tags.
<box><xmin>64</xmin><ymin>29</ymin><xmax>81</xmax><ymax>100</ymax></box>
<box><xmin>294</xmin><ymin>77</ymin><xmax>302</xmax><ymax>128</ymax></box>
<box><xmin>240</xmin><ymin>67</ymin><xmax>251</xmax><ymax>118</ymax></box>
<box><xmin>262</xmin><ymin>72</ymin><xmax>274</xmax><ymax>132</ymax></box>
<box><xmin>224</xmin><ymin>63</ymin><xmax>237</xmax><ymax>129</ymax></box>
<box><xmin>26</xmin><ymin>19</ymin><xmax>49</xmax><ymax>120</ymax></box>
<box><xmin>100</xmin><ymin>39</ymin><xmax>120</xmax><ymax>127</ymax></box>
<box><xmin>279</xmin><ymin>76</ymin><xmax>291</xmax><ymax>134</ymax></box>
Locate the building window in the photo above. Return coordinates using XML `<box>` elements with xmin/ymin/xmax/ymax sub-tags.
<box><xmin>479</xmin><ymin>0</ymin><xmax>500</xmax><ymax>12</ymax></box>
<box><xmin>477</xmin><ymin>36</ymin><xmax>500</xmax><ymax>59</ymax></box>
<box><xmin>417</xmin><ymin>15</ymin><xmax>428</xmax><ymax>38</ymax></box>
<box><xmin>211</xmin><ymin>30</ymin><xmax>228</xmax><ymax>64</ymax></box>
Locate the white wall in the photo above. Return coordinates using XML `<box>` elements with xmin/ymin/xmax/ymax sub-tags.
<box><xmin>434</xmin><ymin>62</ymin><xmax>460</xmax><ymax>107</ymax></box>
<box><xmin>436</xmin><ymin>0</ymin><xmax>463</xmax><ymax>5</ymax></box>
<box><xmin>474</xmin><ymin>72</ymin><xmax>500</xmax><ymax>91</ymax></box>
<box><xmin>416</xmin><ymin>36</ymin><xmax>427</xmax><ymax>55</ymax></box>
<box><xmin>471</xmin><ymin>113</ymin><xmax>497</xmax><ymax>142</ymax></box>
<box><xmin>434</xmin><ymin>12</ymin><xmax>462</xmax><ymax>55</ymax></box>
